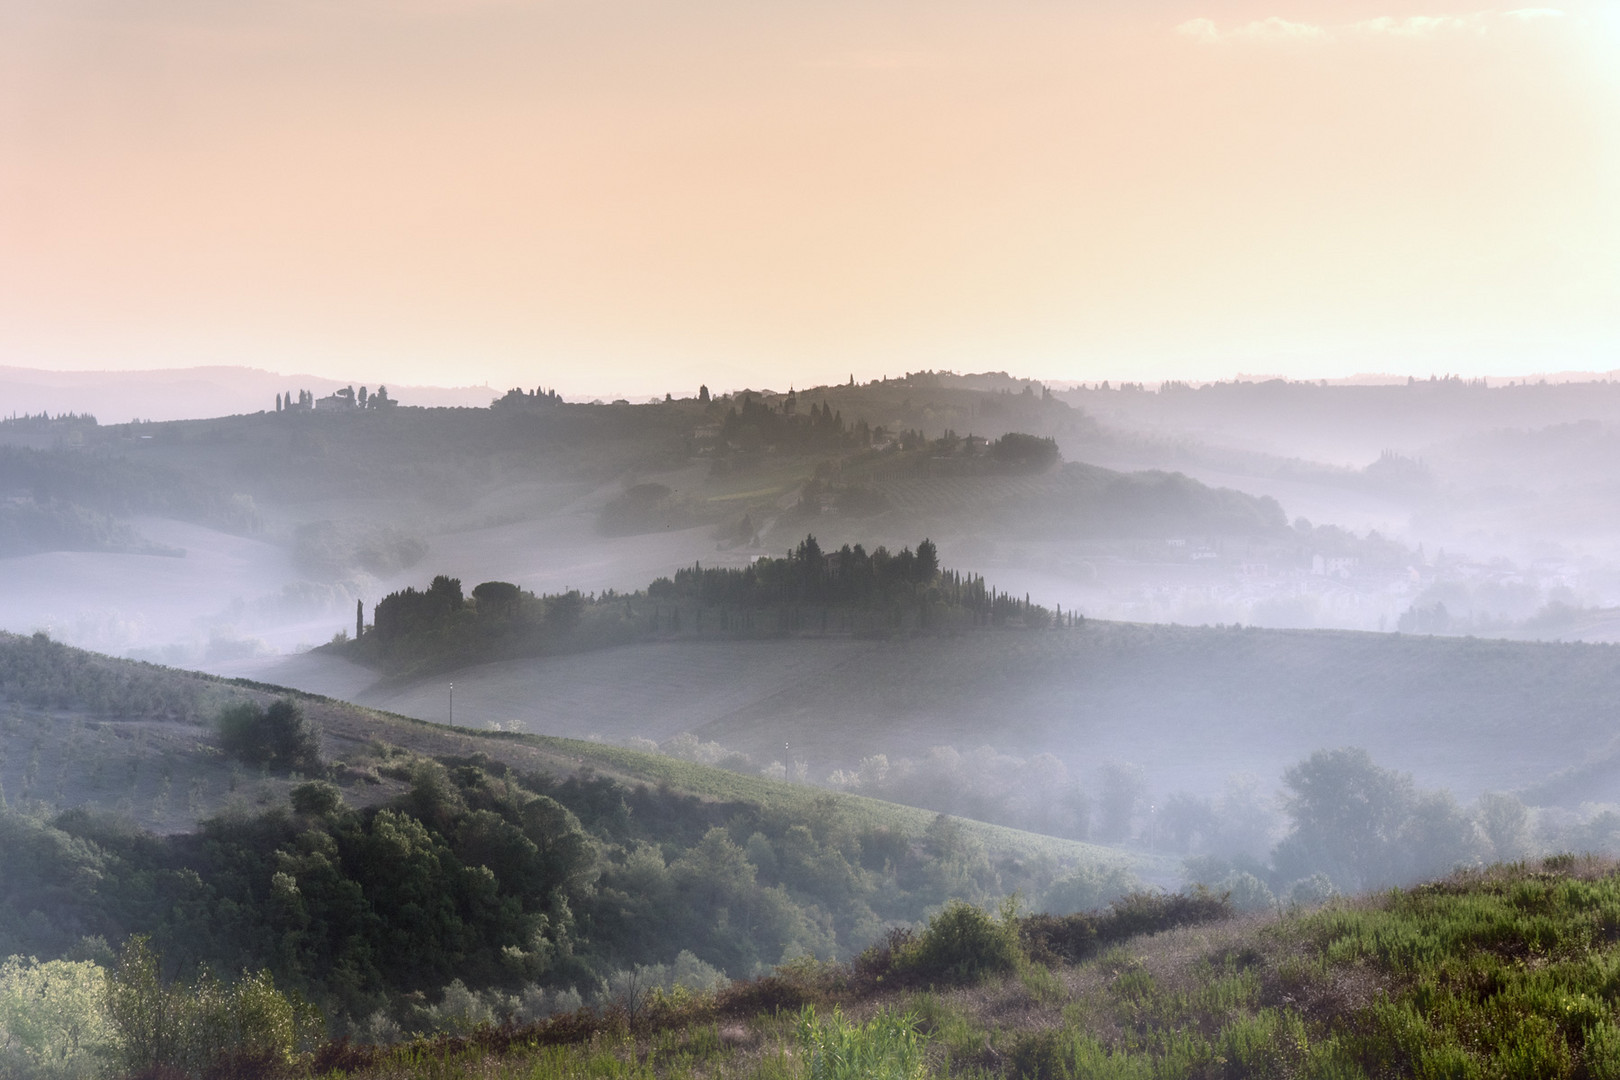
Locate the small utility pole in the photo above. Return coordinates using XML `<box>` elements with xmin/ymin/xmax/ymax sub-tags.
<box><xmin>449</xmin><ymin>682</ymin><xmax>454</xmax><ymax>727</ymax></box>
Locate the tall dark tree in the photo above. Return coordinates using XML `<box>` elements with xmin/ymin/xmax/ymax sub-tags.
<box><xmin>428</xmin><ymin>575</ymin><xmax>464</xmax><ymax>609</ymax></box>
<box><xmin>217</xmin><ymin>698</ymin><xmax>322</xmax><ymax>773</ymax></box>
<box><xmin>472</xmin><ymin>580</ymin><xmax>522</xmax><ymax>618</ymax></box>
<box><xmin>915</xmin><ymin>538</ymin><xmax>939</xmax><ymax>582</ymax></box>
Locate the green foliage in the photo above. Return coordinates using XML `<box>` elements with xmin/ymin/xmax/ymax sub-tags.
<box><xmin>0</xmin><ymin>741</ymin><xmax>1093</xmax><ymax>1025</ymax></box>
<box><xmin>1018</xmin><ymin>889</ymin><xmax>1232</xmax><ymax>967</ymax></box>
<box><xmin>0</xmin><ymin>630</ymin><xmax>204</xmax><ymax>717</ymax></box>
<box><xmin>890</xmin><ymin>900</ymin><xmax>1025</xmax><ymax>986</ymax></box>
<box><xmin>987</xmin><ymin>432</ymin><xmax>1059</xmax><ymax>472</ymax></box>
<box><xmin>1278</xmin><ymin>748</ymin><xmax>1414</xmax><ymax>888</ymax></box>
<box><xmin>1213</xmin><ymin>871</ymin><xmax>1277</xmax><ymax>912</ymax></box>
<box><xmin>343</xmin><ymin>536</ymin><xmax>1062</xmax><ymax>676</ymax></box>
<box><xmin>0</xmin><ymin>646</ymin><xmax>1123</xmax><ymax>1034</ymax></box>
<box><xmin>0</xmin><ymin>445</ymin><xmax>260</xmax><ymax>543</ymax></box>
<box><xmin>104</xmin><ymin>936</ymin><xmax>319</xmax><ymax>1079</ymax></box>
<box><xmin>216</xmin><ymin>698</ymin><xmax>322</xmax><ymax>773</ymax></box>
<box><xmin>289</xmin><ymin>780</ymin><xmax>343</xmax><ymax>817</ymax></box>
<box><xmin>1272</xmin><ymin>747</ymin><xmax>1486</xmax><ymax>892</ymax></box>
<box><xmin>1039</xmin><ymin>862</ymin><xmax>1140</xmax><ymax>914</ymax></box>
<box><xmin>0</xmin><ymin>955</ymin><xmax>112</xmax><ymax>1080</ymax></box>
<box><xmin>92</xmin><ymin>859</ymin><xmax>1620</xmax><ymax>1080</ymax></box>
<box><xmin>372</xmin><ymin>576</ymin><xmax>465</xmax><ymax>642</ymax></box>
<box><xmin>1297</xmin><ymin>872</ymin><xmax>1620</xmax><ymax>1076</ymax></box>
<box><xmin>795</xmin><ymin>1005</ymin><xmax>925</xmax><ymax>1080</ymax></box>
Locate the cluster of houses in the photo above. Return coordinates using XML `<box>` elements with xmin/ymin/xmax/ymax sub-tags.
<box><xmin>275</xmin><ymin>386</ymin><xmax>397</xmax><ymax>412</ymax></box>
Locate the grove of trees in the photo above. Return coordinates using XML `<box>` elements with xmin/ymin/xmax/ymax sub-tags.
<box><xmin>0</xmin><ymin>728</ymin><xmax>1098</xmax><ymax>1035</ymax></box>
<box><xmin>345</xmin><ymin>536</ymin><xmax>1069</xmax><ymax>676</ymax></box>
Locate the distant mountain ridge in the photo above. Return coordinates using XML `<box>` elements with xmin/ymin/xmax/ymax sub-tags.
<box><xmin>0</xmin><ymin>365</ymin><xmax>497</xmax><ymax>423</ymax></box>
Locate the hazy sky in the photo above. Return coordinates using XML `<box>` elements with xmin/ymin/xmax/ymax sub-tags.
<box><xmin>2</xmin><ymin>0</ymin><xmax>1617</xmax><ymax>396</ymax></box>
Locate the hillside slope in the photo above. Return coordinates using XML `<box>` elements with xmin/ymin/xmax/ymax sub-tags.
<box><xmin>0</xmin><ymin>631</ymin><xmax>1115</xmax><ymax>865</ymax></box>
<box><xmin>306</xmin><ymin>855</ymin><xmax>1620</xmax><ymax>1080</ymax></box>
<box><xmin>2</xmin><ymin>629</ymin><xmax>1164</xmax><ymax>1030</ymax></box>
<box><xmin>250</xmin><ymin>621</ymin><xmax>1620</xmax><ymax>807</ymax></box>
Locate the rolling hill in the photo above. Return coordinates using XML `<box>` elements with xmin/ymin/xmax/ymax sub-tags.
<box><xmin>250</xmin><ymin>618</ymin><xmax>1620</xmax><ymax>812</ymax></box>
<box><xmin>0</xmin><ymin>628</ymin><xmax>1153</xmax><ymax>1024</ymax></box>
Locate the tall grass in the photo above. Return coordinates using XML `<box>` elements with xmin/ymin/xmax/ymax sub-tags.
<box><xmin>794</xmin><ymin>1006</ymin><xmax>925</xmax><ymax>1080</ymax></box>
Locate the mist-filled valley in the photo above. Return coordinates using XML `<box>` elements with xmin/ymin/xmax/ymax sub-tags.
<box><xmin>14</xmin><ymin>370</ymin><xmax>1620</xmax><ymax>1077</ymax></box>
<box><xmin>19</xmin><ymin>369</ymin><xmax>1620</xmax><ymax>665</ymax></box>
<box><xmin>8</xmin><ymin>0</ymin><xmax>1620</xmax><ymax>1063</ymax></box>
<box><xmin>12</xmin><ymin>371</ymin><xmax>1620</xmax><ymax>862</ymax></box>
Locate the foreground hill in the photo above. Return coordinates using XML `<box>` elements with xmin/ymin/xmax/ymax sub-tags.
<box><xmin>0</xmin><ymin>630</ymin><xmax>1142</xmax><ymax>1030</ymax></box>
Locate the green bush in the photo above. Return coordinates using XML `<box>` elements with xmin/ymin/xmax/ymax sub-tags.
<box><xmin>216</xmin><ymin>699</ymin><xmax>321</xmax><ymax>773</ymax></box>
<box><xmin>103</xmin><ymin>936</ymin><xmax>321</xmax><ymax>1079</ymax></box>
<box><xmin>1008</xmin><ymin>1027</ymin><xmax>1069</xmax><ymax>1080</ymax></box>
<box><xmin>1020</xmin><ymin>889</ymin><xmax>1232</xmax><ymax>966</ymax></box>
<box><xmin>289</xmin><ymin>780</ymin><xmax>342</xmax><ymax>817</ymax></box>
<box><xmin>0</xmin><ymin>955</ymin><xmax>113</xmax><ymax>1080</ymax></box>
<box><xmin>895</xmin><ymin>900</ymin><xmax>1024</xmax><ymax>986</ymax></box>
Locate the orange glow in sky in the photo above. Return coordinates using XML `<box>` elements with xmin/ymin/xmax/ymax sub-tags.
<box><xmin>1</xmin><ymin>0</ymin><xmax>1617</xmax><ymax>394</ymax></box>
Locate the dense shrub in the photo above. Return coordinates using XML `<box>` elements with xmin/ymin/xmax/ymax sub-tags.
<box><xmin>892</xmin><ymin>900</ymin><xmax>1024</xmax><ymax>986</ymax></box>
<box><xmin>1101</xmin><ymin>888</ymin><xmax>1230</xmax><ymax>941</ymax></box>
<box><xmin>0</xmin><ymin>955</ymin><xmax>112</xmax><ymax>1080</ymax></box>
<box><xmin>216</xmin><ymin>699</ymin><xmax>321</xmax><ymax>773</ymax></box>
<box><xmin>851</xmin><ymin>927</ymin><xmax>916</xmax><ymax>988</ymax></box>
<box><xmin>288</xmin><ymin>781</ymin><xmax>343</xmax><ymax>817</ymax></box>
<box><xmin>104</xmin><ymin>937</ymin><xmax>320</xmax><ymax>1080</ymax></box>
<box><xmin>713</xmin><ymin>974</ymin><xmax>821</xmax><ymax>1020</ymax></box>
<box><xmin>1019</xmin><ymin>888</ymin><xmax>1232</xmax><ymax>966</ymax></box>
<box><xmin>1007</xmin><ymin>1028</ymin><xmax>1070</xmax><ymax>1080</ymax></box>
<box><xmin>0</xmin><ymin>740</ymin><xmax>1079</xmax><ymax>1030</ymax></box>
